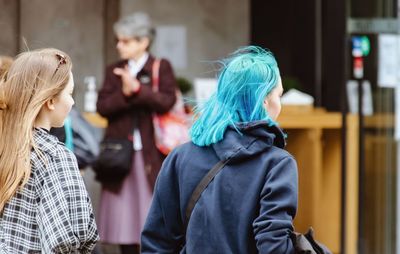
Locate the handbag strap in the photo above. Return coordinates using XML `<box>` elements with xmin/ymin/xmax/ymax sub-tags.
<box><xmin>152</xmin><ymin>59</ymin><xmax>161</xmax><ymax>92</ymax></box>
<box><xmin>184</xmin><ymin>157</ymin><xmax>232</xmax><ymax>233</ymax></box>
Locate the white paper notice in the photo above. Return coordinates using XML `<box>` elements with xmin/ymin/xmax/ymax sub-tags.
<box><xmin>153</xmin><ymin>25</ymin><xmax>187</xmax><ymax>70</ymax></box>
<box><xmin>346</xmin><ymin>80</ymin><xmax>373</xmax><ymax>116</ymax></box>
<box><xmin>194</xmin><ymin>78</ymin><xmax>217</xmax><ymax>102</ymax></box>
<box><xmin>378</xmin><ymin>34</ymin><xmax>400</xmax><ymax>87</ymax></box>
<box><xmin>395</xmin><ymin>86</ymin><xmax>400</xmax><ymax>141</ymax></box>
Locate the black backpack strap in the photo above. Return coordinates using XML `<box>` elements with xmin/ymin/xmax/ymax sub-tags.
<box><xmin>184</xmin><ymin>158</ymin><xmax>231</xmax><ymax>233</ymax></box>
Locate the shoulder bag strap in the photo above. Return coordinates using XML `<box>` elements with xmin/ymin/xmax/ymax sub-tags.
<box><xmin>184</xmin><ymin>158</ymin><xmax>231</xmax><ymax>233</ymax></box>
<box><xmin>152</xmin><ymin>59</ymin><xmax>161</xmax><ymax>92</ymax></box>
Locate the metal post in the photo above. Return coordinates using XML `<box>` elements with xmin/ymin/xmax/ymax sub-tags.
<box><xmin>357</xmin><ymin>76</ymin><xmax>365</xmax><ymax>254</ymax></box>
<box><xmin>340</xmin><ymin>35</ymin><xmax>350</xmax><ymax>254</ymax></box>
<box><xmin>315</xmin><ymin>0</ymin><xmax>322</xmax><ymax>107</ymax></box>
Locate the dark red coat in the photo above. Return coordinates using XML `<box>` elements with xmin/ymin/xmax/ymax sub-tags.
<box><xmin>96</xmin><ymin>56</ymin><xmax>177</xmax><ymax>190</ymax></box>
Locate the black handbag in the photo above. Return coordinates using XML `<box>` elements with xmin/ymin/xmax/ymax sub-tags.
<box><xmin>185</xmin><ymin>159</ymin><xmax>332</xmax><ymax>254</ymax></box>
<box><xmin>290</xmin><ymin>228</ymin><xmax>332</xmax><ymax>254</ymax></box>
<box><xmin>93</xmin><ymin>138</ymin><xmax>133</xmax><ymax>184</ymax></box>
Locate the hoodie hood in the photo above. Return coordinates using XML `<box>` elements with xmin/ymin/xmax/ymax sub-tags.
<box><xmin>211</xmin><ymin>121</ymin><xmax>286</xmax><ymax>163</ymax></box>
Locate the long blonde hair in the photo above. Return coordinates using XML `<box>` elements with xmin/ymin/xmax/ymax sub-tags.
<box><xmin>0</xmin><ymin>48</ymin><xmax>72</xmax><ymax>212</ymax></box>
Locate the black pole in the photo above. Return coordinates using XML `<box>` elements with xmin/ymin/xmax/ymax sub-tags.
<box><xmin>314</xmin><ymin>0</ymin><xmax>322</xmax><ymax>107</ymax></box>
<box><xmin>357</xmin><ymin>71</ymin><xmax>365</xmax><ymax>254</ymax></box>
<box><xmin>340</xmin><ymin>35</ymin><xmax>350</xmax><ymax>254</ymax></box>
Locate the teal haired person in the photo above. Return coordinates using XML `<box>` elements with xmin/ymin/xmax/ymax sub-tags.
<box><xmin>141</xmin><ymin>46</ymin><xmax>298</xmax><ymax>253</ymax></box>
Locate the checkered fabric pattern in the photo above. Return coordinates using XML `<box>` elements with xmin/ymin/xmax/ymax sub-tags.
<box><xmin>0</xmin><ymin>128</ymin><xmax>99</xmax><ymax>253</ymax></box>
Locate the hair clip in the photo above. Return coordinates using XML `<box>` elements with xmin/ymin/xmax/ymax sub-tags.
<box><xmin>56</xmin><ymin>53</ymin><xmax>66</xmax><ymax>65</ymax></box>
<box><xmin>54</xmin><ymin>53</ymin><xmax>67</xmax><ymax>75</ymax></box>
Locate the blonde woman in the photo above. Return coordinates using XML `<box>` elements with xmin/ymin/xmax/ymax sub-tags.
<box><xmin>0</xmin><ymin>48</ymin><xmax>99</xmax><ymax>253</ymax></box>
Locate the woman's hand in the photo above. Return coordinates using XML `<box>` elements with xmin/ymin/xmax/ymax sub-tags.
<box><xmin>113</xmin><ymin>66</ymin><xmax>140</xmax><ymax>96</ymax></box>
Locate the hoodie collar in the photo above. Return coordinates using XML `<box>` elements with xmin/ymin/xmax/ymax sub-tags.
<box><xmin>211</xmin><ymin>121</ymin><xmax>286</xmax><ymax>163</ymax></box>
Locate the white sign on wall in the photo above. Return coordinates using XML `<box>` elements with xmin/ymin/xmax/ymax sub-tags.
<box><xmin>395</xmin><ymin>87</ymin><xmax>400</xmax><ymax>141</ymax></box>
<box><xmin>153</xmin><ymin>25</ymin><xmax>187</xmax><ymax>70</ymax></box>
<box><xmin>378</xmin><ymin>34</ymin><xmax>400</xmax><ymax>87</ymax></box>
<box><xmin>194</xmin><ymin>78</ymin><xmax>217</xmax><ymax>103</ymax></box>
<box><xmin>346</xmin><ymin>80</ymin><xmax>373</xmax><ymax>116</ymax></box>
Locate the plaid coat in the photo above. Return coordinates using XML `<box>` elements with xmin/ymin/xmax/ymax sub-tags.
<box><xmin>0</xmin><ymin>128</ymin><xmax>99</xmax><ymax>253</ymax></box>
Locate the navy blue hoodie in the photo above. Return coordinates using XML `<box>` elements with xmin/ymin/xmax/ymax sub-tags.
<box><xmin>141</xmin><ymin>121</ymin><xmax>298</xmax><ymax>253</ymax></box>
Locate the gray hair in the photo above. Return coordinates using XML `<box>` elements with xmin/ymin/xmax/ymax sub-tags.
<box><xmin>113</xmin><ymin>12</ymin><xmax>155</xmax><ymax>42</ymax></box>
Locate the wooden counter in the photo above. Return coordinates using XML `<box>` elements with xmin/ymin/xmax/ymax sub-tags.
<box><xmin>278</xmin><ymin>107</ymin><xmax>358</xmax><ymax>254</ymax></box>
<box><xmin>83</xmin><ymin>112</ymin><xmax>108</xmax><ymax>128</ymax></box>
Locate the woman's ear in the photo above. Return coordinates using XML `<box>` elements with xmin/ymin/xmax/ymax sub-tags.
<box><xmin>263</xmin><ymin>97</ymin><xmax>269</xmax><ymax>108</ymax></box>
<box><xmin>264</xmin><ymin>96</ymin><xmax>272</xmax><ymax>115</ymax></box>
<box><xmin>140</xmin><ymin>37</ymin><xmax>150</xmax><ymax>50</ymax></box>
<box><xmin>45</xmin><ymin>98</ymin><xmax>56</xmax><ymax>111</ymax></box>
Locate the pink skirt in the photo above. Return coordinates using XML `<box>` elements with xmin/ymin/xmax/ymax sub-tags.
<box><xmin>98</xmin><ymin>151</ymin><xmax>153</xmax><ymax>244</ymax></box>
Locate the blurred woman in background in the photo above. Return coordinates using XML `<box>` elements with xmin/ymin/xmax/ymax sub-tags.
<box><xmin>96</xmin><ymin>12</ymin><xmax>177</xmax><ymax>254</ymax></box>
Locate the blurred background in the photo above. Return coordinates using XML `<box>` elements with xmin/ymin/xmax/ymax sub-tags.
<box><xmin>2</xmin><ymin>0</ymin><xmax>400</xmax><ymax>253</ymax></box>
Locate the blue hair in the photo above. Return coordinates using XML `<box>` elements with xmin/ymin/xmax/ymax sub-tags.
<box><xmin>190</xmin><ymin>45</ymin><xmax>280</xmax><ymax>146</ymax></box>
